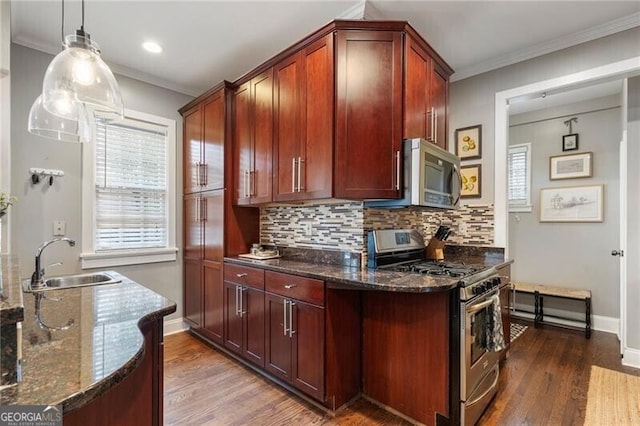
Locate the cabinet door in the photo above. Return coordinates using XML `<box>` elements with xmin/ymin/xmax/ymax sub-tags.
<box><xmin>183</xmin><ymin>195</ymin><xmax>202</xmax><ymax>260</ymax></box>
<box><xmin>202</xmin><ymin>260</ymin><xmax>223</xmax><ymax>344</ymax></box>
<box><xmin>265</xmin><ymin>293</ymin><xmax>291</xmax><ymax>381</ymax></box>
<box><xmin>183</xmin><ymin>257</ymin><xmax>202</xmax><ymax>328</ymax></box>
<box><xmin>183</xmin><ymin>105</ymin><xmax>202</xmax><ymax>194</ymax></box>
<box><xmin>233</xmin><ymin>81</ymin><xmax>252</xmax><ymax>205</ymax></box>
<box><xmin>301</xmin><ymin>34</ymin><xmax>333</xmax><ymax>200</ymax></box>
<box><xmin>251</xmin><ymin>69</ymin><xmax>274</xmax><ymax>204</ymax></box>
<box><xmin>202</xmin><ymin>92</ymin><xmax>225</xmax><ymax>191</ymax></box>
<box><xmin>243</xmin><ymin>287</ymin><xmax>266</xmax><ymax>367</ymax></box>
<box><xmin>291</xmin><ymin>300</ymin><xmax>325</xmax><ymax>401</ymax></box>
<box><xmin>274</xmin><ymin>53</ymin><xmax>302</xmax><ymax>201</ymax></box>
<box><xmin>335</xmin><ymin>30</ymin><xmax>403</xmax><ymax>199</ymax></box>
<box><xmin>224</xmin><ymin>282</ymin><xmax>243</xmax><ymax>355</ymax></box>
<box><xmin>203</xmin><ymin>190</ymin><xmax>223</xmax><ymax>263</ymax></box>
<box><xmin>430</xmin><ymin>63</ymin><xmax>448</xmax><ymax>150</ymax></box>
<box><xmin>404</xmin><ymin>36</ymin><xmax>430</xmax><ymax>140</ymax></box>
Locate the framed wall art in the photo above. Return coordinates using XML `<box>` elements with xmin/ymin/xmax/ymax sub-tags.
<box><xmin>549</xmin><ymin>152</ymin><xmax>593</xmax><ymax>180</ymax></box>
<box><xmin>539</xmin><ymin>184</ymin><xmax>603</xmax><ymax>222</ymax></box>
<box><xmin>455</xmin><ymin>125</ymin><xmax>482</xmax><ymax>160</ymax></box>
<box><xmin>460</xmin><ymin>164</ymin><xmax>481</xmax><ymax>198</ymax></box>
<box><xmin>562</xmin><ymin>133</ymin><xmax>579</xmax><ymax>151</ymax></box>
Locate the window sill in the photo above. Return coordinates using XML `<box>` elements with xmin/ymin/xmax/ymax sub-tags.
<box><xmin>80</xmin><ymin>247</ymin><xmax>178</xmax><ymax>269</ymax></box>
<box><xmin>509</xmin><ymin>205</ymin><xmax>533</xmax><ymax>213</ymax></box>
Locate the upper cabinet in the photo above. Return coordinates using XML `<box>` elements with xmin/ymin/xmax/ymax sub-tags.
<box><xmin>229</xmin><ymin>20</ymin><xmax>453</xmax><ymax>204</ymax></box>
<box><xmin>403</xmin><ymin>33</ymin><xmax>451</xmax><ymax>150</ymax></box>
<box><xmin>334</xmin><ymin>30</ymin><xmax>403</xmax><ymax>199</ymax></box>
<box><xmin>234</xmin><ymin>69</ymin><xmax>274</xmax><ymax>205</ymax></box>
<box><xmin>183</xmin><ymin>90</ymin><xmax>226</xmax><ymax>194</ymax></box>
<box><xmin>273</xmin><ymin>34</ymin><xmax>334</xmax><ymax>202</ymax></box>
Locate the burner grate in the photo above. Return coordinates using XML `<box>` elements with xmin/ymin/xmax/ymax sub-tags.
<box><xmin>383</xmin><ymin>261</ymin><xmax>481</xmax><ymax>278</ymax></box>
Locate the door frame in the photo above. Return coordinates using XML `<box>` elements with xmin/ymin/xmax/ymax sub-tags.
<box><xmin>494</xmin><ymin>56</ymin><xmax>640</xmax><ymax>354</ymax></box>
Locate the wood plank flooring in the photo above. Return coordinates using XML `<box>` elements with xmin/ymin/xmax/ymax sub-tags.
<box><xmin>164</xmin><ymin>321</ymin><xmax>640</xmax><ymax>425</ymax></box>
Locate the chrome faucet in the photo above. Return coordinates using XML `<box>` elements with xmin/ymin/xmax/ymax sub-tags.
<box><xmin>31</xmin><ymin>238</ymin><xmax>76</xmax><ymax>289</ymax></box>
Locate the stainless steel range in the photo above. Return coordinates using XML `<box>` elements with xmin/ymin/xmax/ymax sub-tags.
<box><xmin>368</xmin><ymin>229</ymin><xmax>505</xmax><ymax>426</ymax></box>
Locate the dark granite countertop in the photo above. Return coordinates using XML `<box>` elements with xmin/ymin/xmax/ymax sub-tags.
<box><xmin>0</xmin><ymin>266</ymin><xmax>176</xmax><ymax>412</ymax></box>
<box><xmin>225</xmin><ymin>249</ymin><xmax>512</xmax><ymax>293</ymax></box>
<box><xmin>0</xmin><ymin>256</ymin><xmax>24</xmax><ymax>325</ymax></box>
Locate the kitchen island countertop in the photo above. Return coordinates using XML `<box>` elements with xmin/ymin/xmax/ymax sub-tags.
<box><xmin>225</xmin><ymin>251</ymin><xmax>512</xmax><ymax>292</ymax></box>
<box><xmin>0</xmin><ymin>260</ymin><xmax>176</xmax><ymax>413</ymax></box>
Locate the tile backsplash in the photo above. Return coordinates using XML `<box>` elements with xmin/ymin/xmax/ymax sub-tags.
<box><xmin>260</xmin><ymin>202</ymin><xmax>495</xmax><ymax>254</ymax></box>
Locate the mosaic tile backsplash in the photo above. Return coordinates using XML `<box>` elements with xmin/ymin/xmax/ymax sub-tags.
<box><xmin>260</xmin><ymin>202</ymin><xmax>495</xmax><ymax>254</ymax></box>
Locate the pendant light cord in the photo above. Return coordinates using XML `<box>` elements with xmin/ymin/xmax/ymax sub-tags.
<box><xmin>81</xmin><ymin>0</ymin><xmax>85</xmax><ymax>33</ymax></box>
<box><xmin>61</xmin><ymin>0</ymin><xmax>64</xmax><ymax>44</ymax></box>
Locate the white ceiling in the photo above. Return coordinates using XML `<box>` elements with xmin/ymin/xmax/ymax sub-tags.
<box><xmin>10</xmin><ymin>0</ymin><xmax>640</xmax><ymax>98</ymax></box>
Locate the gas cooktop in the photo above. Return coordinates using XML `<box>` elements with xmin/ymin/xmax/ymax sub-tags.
<box><xmin>380</xmin><ymin>261</ymin><xmax>482</xmax><ymax>278</ymax></box>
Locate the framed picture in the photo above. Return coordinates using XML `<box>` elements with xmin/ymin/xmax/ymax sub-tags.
<box><xmin>455</xmin><ymin>125</ymin><xmax>482</xmax><ymax>160</ymax></box>
<box><xmin>539</xmin><ymin>184</ymin><xmax>604</xmax><ymax>222</ymax></box>
<box><xmin>460</xmin><ymin>164</ymin><xmax>481</xmax><ymax>198</ymax></box>
<box><xmin>549</xmin><ymin>152</ymin><xmax>593</xmax><ymax>180</ymax></box>
<box><xmin>562</xmin><ymin>133</ymin><xmax>579</xmax><ymax>151</ymax></box>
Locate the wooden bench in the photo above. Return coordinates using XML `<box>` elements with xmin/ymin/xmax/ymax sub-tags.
<box><xmin>512</xmin><ymin>282</ymin><xmax>592</xmax><ymax>339</ymax></box>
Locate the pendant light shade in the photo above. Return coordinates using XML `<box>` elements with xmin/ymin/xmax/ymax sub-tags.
<box><xmin>41</xmin><ymin>33</ymin><xmax>124</xmax><ymax>122</ymax></box>
<box><xmin>28</xmin><ymin>94</ymin><xmax>92</xmax><ymax>143</ymax></box>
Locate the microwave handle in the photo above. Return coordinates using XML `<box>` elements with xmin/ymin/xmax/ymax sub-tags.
<box><xmin>452</xmin><ymin>164</ymin><xmax>462</xmax><ymax>207</ymax></box>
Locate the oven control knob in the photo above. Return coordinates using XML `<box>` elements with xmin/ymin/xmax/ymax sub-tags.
<box><xmin>473</xmin><ymin>286</ymin><xmax>482</xmax><ymax>295</ymax></box>
<box><xmin>493</xmin><ymin>277</ymin><xmax>501</xmax><ymax>287</ymax></box>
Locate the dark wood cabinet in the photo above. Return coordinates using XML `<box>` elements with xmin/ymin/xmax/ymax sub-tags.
<box><xmin>404</xmin><ymin>34</ymin><xmax>450</xmax><ymax>150</ymax></box>
<box><xmin>224</xmin><ymin>264</ymin><xmax>266</xmax><ymax>367</ymax></box>
<box><xmin>183</xmin><ymin>91</ymin><xmax>225</xmax><ymax>194</ymax></box>
<box><xmin>182</xmin><ymin>189</ymin><xmax>225</xmax><ymax>342</ymax></box>
<box><xmin>64</xmin><ymin>320</ymin><xmax>164</xmax><ymax>426</ymax></box>
<box><xmin>234</xmin><ymin>69</ymin><xmax>274</xmax><ymax>205</ymax></box>
<box><xmin>500</xmin><ymin>282</ymin><xmax>512</xmax><ymax>352</ymax></box>
<box><xmin>273</xmin><ymin>34</ymin><xmax>333</xmax><ymax>202</ymax></box>
<box><xmin>335</xmin><ymin>30</ymin><xmax>404</xmax><ymax>199</ymax></box>
<box><xmin>265</xmin><ymin>271</ymin><xmax>325</xmax><ymax>401</ymax></box>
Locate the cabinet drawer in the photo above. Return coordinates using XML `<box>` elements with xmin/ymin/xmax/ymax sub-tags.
<box><xmin>266</xmin><ymin>271</ymin><xmax>324</xmax><ymax>306</ymax></box>
<box><xmin>224</xmin><ymin>264</ymin><xmax>265</xmax><ymax>290</ymax></box>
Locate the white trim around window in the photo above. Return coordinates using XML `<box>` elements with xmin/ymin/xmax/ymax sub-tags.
<box><xmin>81</xmin><ymin>108</ymin><xmax>177</xmax><ymax>269</ymax></box>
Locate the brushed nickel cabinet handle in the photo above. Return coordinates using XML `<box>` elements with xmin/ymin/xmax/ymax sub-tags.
<box><xmin>235</xmin><ymin>285</ymin><xmax>240</xmax><ymax>316</ymax></box>
<box><xmin>288</xmin><ymin>301</ymin><xmax>296</xmax><ymax>337</ymax></box>
<box><xmin>195</xmin><ymin>162</ymin><xmax>201</xmax><ymax>186</ymax></box>
<box><xmin>297</xmin><ymin>157</ymin><xmax>304</xmax><ymax>192</ymax></box>
<box><xmin>434</xmin><ymin>109</ymin><xmax>438</xmax><ymax>146</ymax></box>
<box><xmin>283</xmin><ymin>299</ymin><xmax>289</xmax><ymax>336</ymax></box>
<box><xmin>284</xmin><ymin>284</ymin><xmax>297</xmax><ymax>289</ymax></box>
<box><xmin>395</xmin><ymin>150</ymin><xmax>400</xmax><ymax>191</ymax></box>
<box><xmin>292</xmin><ymin>157</ymin><xmax>296</xmax><ymax>193</ymax></box>
<box><xmin>430</xmin><ymin>107</ymin><xmax>436</xmax><ymax>142</ymax></box>
<box><xmin>236</xmin><ymin>273</ymin><xmax>248</xmax><ymax>278</ymax></box>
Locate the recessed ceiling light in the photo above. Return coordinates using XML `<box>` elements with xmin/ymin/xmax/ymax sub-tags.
<box><xmin>142</xmin><ymin>41</ymin><xmax>163</xmax><ymax>54</ymax></box>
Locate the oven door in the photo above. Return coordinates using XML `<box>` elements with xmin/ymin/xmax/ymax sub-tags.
<box><xmin>461</xmin><ymin>289</ymin><xmax>501</xmax><ymax>401</ymax></box>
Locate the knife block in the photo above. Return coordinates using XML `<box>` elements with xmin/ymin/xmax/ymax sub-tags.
<box><xmin>425</xmin><ymin>238</ymin><xmax>446</xmax><ymax>261</ymax></box>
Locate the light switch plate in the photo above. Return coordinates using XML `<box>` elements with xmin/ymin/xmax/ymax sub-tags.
<box><xmin>53</xmin><ymin>220</ymin><xmax>66</xmax><ymax>236</ymax></box>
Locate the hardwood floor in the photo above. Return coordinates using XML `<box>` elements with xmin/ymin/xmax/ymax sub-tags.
<box><xmin>164</xmin><ymin>321</ymin><xmax>640</xmax><ymax>425</ymax></box>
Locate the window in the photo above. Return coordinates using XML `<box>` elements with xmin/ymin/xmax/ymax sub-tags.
<box><xmin>82</xmin><ymin>109</ymin><xmax>177</xmax><ymax>268</ymax></box>
<box><xmin>508</xmin><ymin>143</ymin><xmax>532</xmax><ymax>212</ymax></box>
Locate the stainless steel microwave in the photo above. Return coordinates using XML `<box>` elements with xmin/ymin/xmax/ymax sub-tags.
<box><xmin>365</xmin><ymin>138</ymin><xmax>461</xmax><ymax>209</ymax></box>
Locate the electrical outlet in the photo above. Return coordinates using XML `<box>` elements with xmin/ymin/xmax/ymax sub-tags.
<box><xmin>458</xmin><ymin>222</ymin><xmax>467</xmax><ymax>234</ymax></box>
<box><xmin>53</xmin><ymin>220</ymin><xmax>66</xmax><ymax>236</ymax></box>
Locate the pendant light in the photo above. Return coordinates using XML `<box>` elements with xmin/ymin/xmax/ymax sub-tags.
<box><xmin>27</xmin><ymin>0</ymin><xmax>123</xmax><ymax>143</ymax></box>
<box><xmin>28</xmin><ymin>94</ymin><xmax>92</xmax><ymax>143</ymax></box>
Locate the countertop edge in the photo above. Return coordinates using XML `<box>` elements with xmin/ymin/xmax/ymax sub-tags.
<box><xmin>224</xmin><ymin>257</ymin><xmax>460</xmax><ymax>293</ymax></box>
<box><xmin>61</xmin><ymin>303</ymin><xmax>177</xmax><ymax>413</ymax></box>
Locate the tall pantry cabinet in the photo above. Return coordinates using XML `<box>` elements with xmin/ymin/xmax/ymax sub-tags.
<box><xmin>180</xmin><ymin>82</ymin><xmax>259</xmax><ymax>343</ymax></box>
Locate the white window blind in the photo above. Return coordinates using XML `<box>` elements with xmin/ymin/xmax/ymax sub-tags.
<box><xmin>94</xmin><ymin>118</ymin><xmax>168</xmax><ymax>251</ymax></box>
<box><xmin>508</xmin><ymin>143</ymin><xmax>532</xmax><ymax>211</ymax></box>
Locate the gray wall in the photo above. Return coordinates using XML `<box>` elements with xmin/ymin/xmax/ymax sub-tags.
<box><xmin>450</xmin><ymin>26</ymin><xmax>640</xmax><ymax>205</ymax></box>
<box><xmin>10</xmin><ymin>44</ymin><xmax>193</xmax><ymax>320</ymax></box>
<box><xmin>627</xmin><ymin>76</ymin><xmax>640</xmax><ymax>350</ymax></box>
<box><xmin>508</xmin><ymin>96</ymin><xmax>621</xmax><ymax>319</ymax></box>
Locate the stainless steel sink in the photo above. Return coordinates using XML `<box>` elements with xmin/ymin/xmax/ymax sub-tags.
<box><xmin>23</xmin><ymin>272</ymin><xmax>122</xmax><ymax>292</ymax></box>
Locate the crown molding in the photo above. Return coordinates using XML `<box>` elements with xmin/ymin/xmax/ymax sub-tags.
<box><xmin>451</xmin><ymin>12</ymin><xmax>640</xmax><ymax>82</ymax></box>
<box><xmin>12</xmin><ymin>36</ymin><xmax>200</xmax><ymax>97</ymax></box>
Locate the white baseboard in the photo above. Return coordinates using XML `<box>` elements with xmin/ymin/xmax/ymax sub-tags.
<box><xmin>163</xmin><ymin>318</ymin><xmax>189</xmax><ymax>335</ymax></box>
<box><xmin>622</xmin><ymin>347</ymin><xmax>640</xmax><ymax>369</ymax></box>
<box><xmin>511</xmin><ymin>310</ymin><xmax>619</xmax><ymax>335</ymax></box>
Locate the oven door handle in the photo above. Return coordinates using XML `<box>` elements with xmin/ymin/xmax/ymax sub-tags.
<box><xmin>466</xmin><ymin>365</ymin><xmax>499</xmax><ymax>407</ymax></box>
<box><xmin>467</xmin><ymin>295</ymin><xmax>497</xmax><ymax>314</ymax></box>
